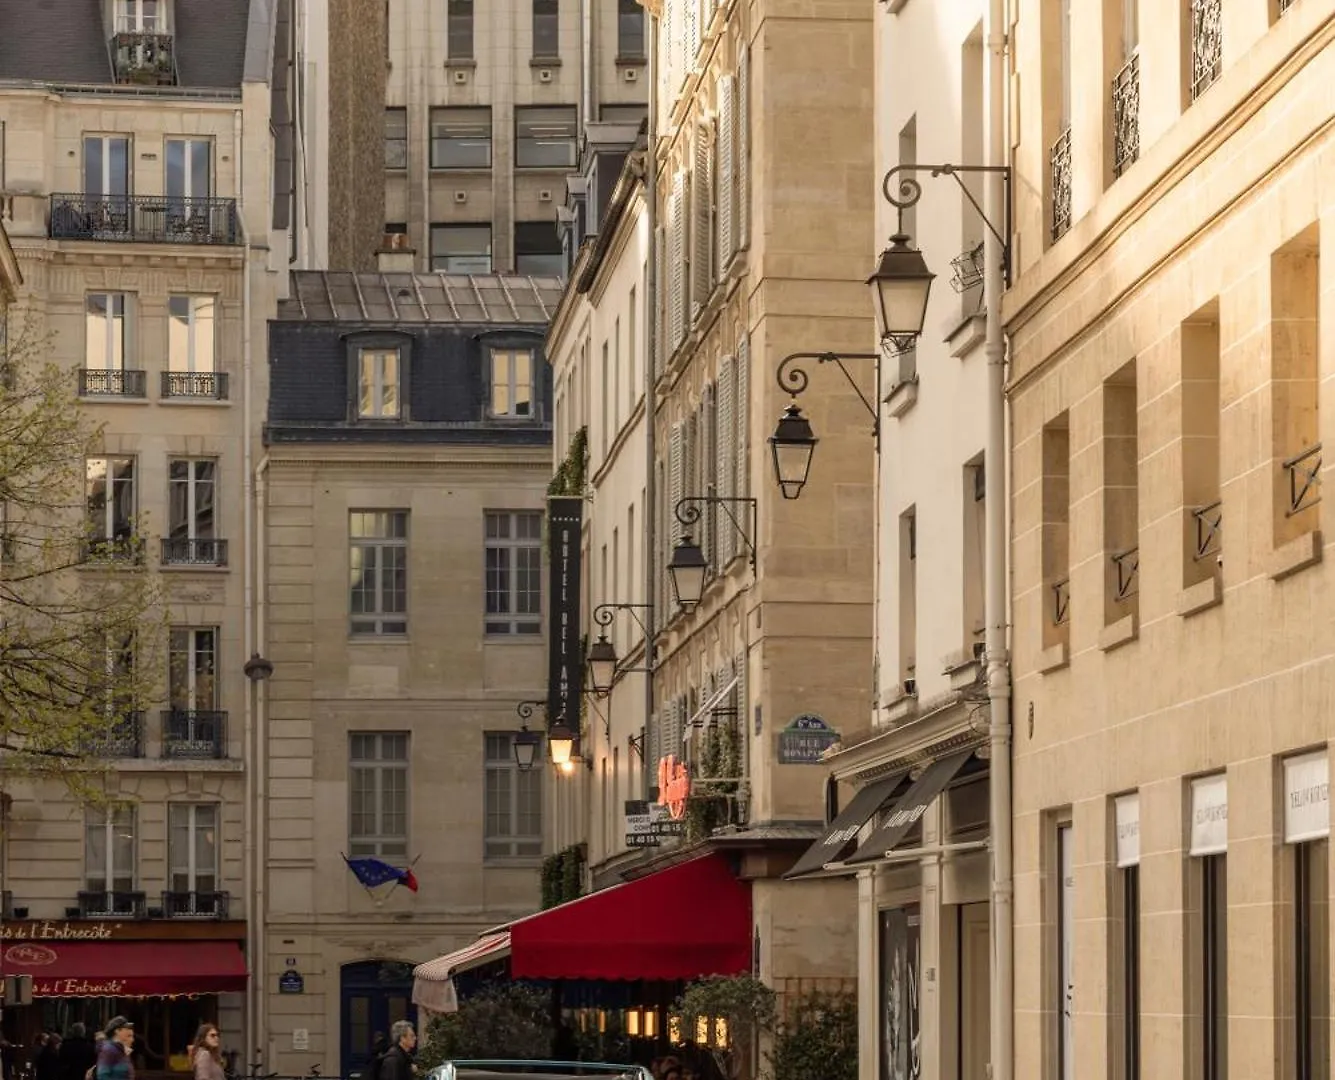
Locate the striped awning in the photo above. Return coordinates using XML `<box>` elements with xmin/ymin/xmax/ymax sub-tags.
<box><xmin>412</xmin><ymin>932</ymin><xmax>512</xmax><ymax>1013</ymax></box>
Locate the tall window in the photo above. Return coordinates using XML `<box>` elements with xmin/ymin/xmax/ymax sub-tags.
<box><xmin>86</xmin><ymin>457</ymin><xmax>136</xmax><ymax>551</ymax></box>
<box><xmin>167</xmin><ymin>296</ymin><xmax>216</xmax><ymax>372</ymax></box>
<box><xmin>1056</xmin><ymin>822</ymin><xmax>1075</xmax><ymax>1080</ymax></box>
<box><xmin>350</xmin><ymin>732</ymin><xmax>408</xmax><ymax>857</ymax></box>
<box><xmin>84</xmin><ymin>135</ymin><xmax>129</xmax><ymax>198</ymax></box>
<box><xmin>447</xmin><ymin>0</ymin><xmax>474</xmax><ymax>59</ymax></box>
<box><xmin>532</xmin><ymin>0</ymin><xmax>559</xmax><ymax>57</ymax></box>
<box><xmin>514</xmin><ymin>221</ymin><xmax>564</xmax><ymax>276</ymax></box>
<box><xmin>484</xmin><ymin>733</ymin><xmax>542</xmax><ymax>857</ymax></box>
<box><xmin>515</xmin><ymin>106</ymin><xmax>578</xmax><ymax>168</ymax></box>
<box><xmin>484</xmin><ymin>511</ymin><xmax>542</xmax><ymax>635</ymax></box>
<box><xmin>167</xmin><ymin>459</ymin><xmax>218</xmax><ymax>563</ymax></box>
<box><xmin>85</xmin><ymin>805</ymin><xmax>135</xmax><ymax>903</ymax></box>
<box><xmin>167</xmin><ymin>804</ymin><xmax>218</xmax><ymax>897</ymax></box>
<box><xmin>431</xmin><ymin>224</ymin><xmax>492</xmax><ymax>273</ymax></box>
<box><xmin>1190</xmin><ymin>774</ymin><xmax>1228</xmax><ymax>1080</ymax></box>
<box><xmin>169</xmin><ymin>627</ymin><xmax>218</xmax><ymax>713</ymax></box>
<box><xmin>357</xmin><ymin>348</ymin><xmax>401</xmax><ymax>419</ymax></box>
<box><xmin>115</xmin><ymin>0</ymin><xmax>162</xmax><ymax>31</ymax></box>
<box><xmin>618</xmin><ymin>0</ymin><xmax>644</xmax><ymax>57</ymax></box>
<box><xmin>430</xmin><ymin>107</ymin><xmax>492</xmax><ymax>168</ymax></box>
<box><xmin>385</xmin><ymin>108</ymin><xmax>407</xmax><ymax>169</ymax></box>
<box><xmin>1285</xmin><ymin>752</ymin><xmax>1330</xmax><ymax>1080</ymax></box>
<box><xmin>490</xmin><ymin>349</ymin><xmax>535</xmax><ymax>419</ymax></box>
<box><xmin>1115</xmin><ymin>794</ymin><xmax>1141</xmax><ymax>1080</ymax></box>
<box><xmin>165</xmin><ymin>138</ymin><xmax>210</xmax><ymax>200</ymax></box>
<box><xmin>86</xmin><ymin>293</ymin><xmax>128</xmax><ymax>370</ymax></box>
<box><xmin>350</xmin><ymin>511</ymin><xmax>408</xmax><ymax>636</ymax></box>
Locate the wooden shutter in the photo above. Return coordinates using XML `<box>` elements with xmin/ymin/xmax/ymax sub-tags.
<box><xmin>717</xmin><ymin>75</ymin><xmax>735</xmax><ymax>267</ymax></box>
<box><xmin>717</xmin><ymin>355</ymin><xmax>736</xmax><ymax>564</ymax></box>
<box><xmin>685</xmin><ymin>0</ymin><xmax>698</xmax><ymax>72</ymax></box>
<box><xmin>735</xmin><ymin>333</ymin><xmax>750</xmax><ymax>499</ymax></box>
<box><xmin>737</xmin><ymin>45</ymin><xmax>750</xmax><ymax>251</ymax></box>
<box><xmin>691</xmin><ymin>124</ymin><xmax>714</xmax><ymax>311</ymax></box>
<box><xmin>668</xmin><ymin>176</ymin><xmax>686</xmax><ymax>351</ymax></box>
<box><xmin>669</xmin><ymin>422</ymin><xmax>684</xmax><ymax>542</ymax></box>
<box><xmin>734</xmin><ymin>652</ymin><xmax>748</xmax><ymax>748</ymax></box>
<box><xmin>703</xmin><ymin>384</ymin><xmax>718</xmax><ymax>569</ymax></box>
<box><xmin>654</xmin><ymin>224</ymin><xmax>666</xmax><ymax>378</ymax></box>
<box><xmin>657</xmin><ymin>459</ymin><xmax>669</xmax><ymax>626</ymax></box>
<box><xmin>649</xmin><ymin>711</ymin><xmax>660</xmax><ymax>773</ymax></box>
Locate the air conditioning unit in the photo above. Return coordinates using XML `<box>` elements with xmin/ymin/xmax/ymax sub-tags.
<box><xmin>538</xmin><ymin>68</ymin><xmax>554</xmax><ymax>83</ymax></box>
<box><xmin>453</xmin><ymin>191</ymin><xmax>468</xmax><ymax>204</ymax></box>
<box><xmin>538</xmin><ymin>189</ymin><xmax>553</xmax><ymax>203</ymax></box>
<box><xmin>624</xmin><ymin>67</ymin><xmax>639</xmax><ymax>82</ymax></box>
<box><xmin>452</xmin><ymin>69</ymin><xmax>468</xmax><ymax>85</ymax></box>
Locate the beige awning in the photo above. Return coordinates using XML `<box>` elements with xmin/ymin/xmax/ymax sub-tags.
<box><xmin>412</xmin><ymin>932</ymin><xmax>512</xmax><ymax>1013</ymax></box>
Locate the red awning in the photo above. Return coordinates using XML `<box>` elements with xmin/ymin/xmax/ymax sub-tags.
<box><xmin>508</xmin><ymin>853</ymin><xmax>751</xmax><ymax>981</ymax></box>
<box><xmin>1</xmin><ymin>940</ymin><xmax>247</xmax><ymax>997</ymax></box>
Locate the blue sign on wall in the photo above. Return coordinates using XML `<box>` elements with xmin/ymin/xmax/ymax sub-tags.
<box><xmin>777</xmin><ymin>714</ymin><xmax>840</xmax><ymax>765</ymax></box>
<box><xmin>279</xmin><ymin>969</ymin><xmax>305</xmax><ymax>994</ymax></box>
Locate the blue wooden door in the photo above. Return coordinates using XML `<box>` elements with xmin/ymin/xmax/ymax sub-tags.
<box><xmin>340</xmin><ymin>961</ymin><xmax>417</xmax><ymax>1079</ymax></box>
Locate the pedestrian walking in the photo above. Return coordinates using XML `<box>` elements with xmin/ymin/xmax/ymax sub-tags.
<box><xmin>188</xmin><ymin>1027</ymin><xmax>224</xmax><ymax>1080</ymax></box>
<box><xmin>376</xmin><ymin>1022</ymin><xmax>415</xmax><ymax>1080</ymax></box>
<box><xmin>34</xmin><ymin>1034</ymin><xmax>60</xmax><ymax>1080</ymax></box>
<box><xmin>94</xmin><ymin>1019</ymin><xmax>134</xmax><ymax>1080</ymax></box>
<box><xmin>59</xmin><ymin>1025</ymin><xmax>96</xmax><ymax>1080</ymax></box>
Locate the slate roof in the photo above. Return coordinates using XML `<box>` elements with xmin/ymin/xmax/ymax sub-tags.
<box><xmin>279</xmin><ymin>272</ymin><xmax>567</xmax><ymax>326</ymax></box>
<box><xmin>0</xmin><ymin>0</ymin><xmax>252</xmax><ymax>89</ymax></box>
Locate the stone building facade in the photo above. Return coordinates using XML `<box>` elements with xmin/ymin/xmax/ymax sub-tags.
<box><xmin>260</xmin><ymin>268</ymin><xmax>562</xmax><ymax>1074</ymax></box>
<box><xmin>0</xmin><ymin>0</ymin><xmax>291</xmax><ymax>1058</ymax></box>
<box><xmin>1006</xmin><ymin>2</ymin><xmax>1335</xmax><ymax>1080</ymax></box>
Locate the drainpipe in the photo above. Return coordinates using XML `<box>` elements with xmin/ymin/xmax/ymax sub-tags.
<box><xmin>234</xmin><ymin>107</ymin><xmax>259</xmax><ymax>1064</ymax></box>
<box><xmin>642</xmin><ymin>5</ymin><xmax>658</xmax><ymax>797</ymax></box>
<box><xmin>984</xmin><ymin>0</ymin><xmax>1013</xmax><ymax>1074</ymax></box>
<box><xmin>254</xmin><ymin>454</ymin><xmax>271</xmax><ymax>1066</ymax></box>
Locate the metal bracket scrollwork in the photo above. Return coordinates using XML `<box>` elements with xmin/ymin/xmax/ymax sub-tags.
<box><xmin>675</xmin><ymin>496</ymin><xmax>758</xmax><ymax>570</ymax></box>
<box><xmin>515</xmin><ymin>699</ymin><xmax>545</xmax><ymax>724</ymax></box>
<box><xmin>882</xmin><ymin>162</ymin><xmax>1013</xmax><ymax>286</ymax></box>
<box><xmin>775</xmin><ymin>351</ymin><xmax>882</xmax><ymax>438</ymax></box>
<box><xmin>593</xmin><ymin>601</ymin><xmax>652</xmax><ymax>639</ymax></box>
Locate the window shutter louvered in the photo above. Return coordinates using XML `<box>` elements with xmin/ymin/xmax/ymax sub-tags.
<box><xmin>654</xmin><ymin>224</ymin><xmax>666</xmax><ymax>378</ymax></box>
<box><xmin>668</xmin><ymin>177</ymin><xmax>687</xmax><ymax>351</ymax></box>
<box><xmin>735</xmin><ymin>651</ymin><xmax>748</xmax><ymax>748</ymax></box>
<box><xmin>717</xmin><ymin>355</ymin><xmax>736</xmax><ymax>564</ymax></box>
<box><xmin>649</xmin><ymin>711</ymin><xmax>660</xmax><ymax>775</ymax></box>
<box><xmin>685</xmin><ymin>0</ymin><xmax>698</xmax><ymax>72</ymax></box>
<box><xmin>737</xmin><ymin>45</ymin><xmax>750</xmax><ymax>251</ymax></box>
<box><xmin>692</xmin><ymin>124</ymin><xmax>714</xmax><ymax>310</ymax></box>
<box><xmin>717</xmin><ymin>75</ymin><xmax>736</xmax><ymax>266</ymax></box>
<box><xmin>658</xmin><ymin>460</ymin><xmax>670</xmax><ymax>625</ymax></box>
<box><xmin>704</xmin><ymin>384</ymin><xmax>718</xmax><ymax>569</ymax></box>
<box><xmin>684</xmin><ymin>412</ymin><xmax>698</xmax><ymax>520</ymax></box>
<box><xmin>665</xmin><ymin>0</ymin><xmax>679</xmax><ymax>95</ymax></box>
<box><xmin>735</xmin><ymin>333</ymin><xmax>750</xmax><ymax>499</ymax></box>
<box><xmin>669</xmin><ymin>423</ymin><xmax>684</xmax><ymax>545</ymax></box>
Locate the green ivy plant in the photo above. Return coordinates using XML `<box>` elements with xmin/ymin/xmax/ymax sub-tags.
<box><xmin>768</xmin><ymin>991</ymin><xmax>858</xmax><ymax>1080</ymax></box>
<box><xmin>418</xmin><ymin>984</ymin><xmax>553</xmax><ymax>1068</ymax></box>
<box><xmin>548</xmin><ymin>426</ymin><xmax>589</xmax><ymax>497</ymax></box>
<box><xmin>683</xmin><ymin>720</ymin><xmax>742</xmax><ymax>843</ymax></box>
<box><xmin>674</xmin><ymin>975</ymin><xmax>777</xmax><ymax>1080</ymax></box>
<box><xmin>540</xmin><ymin>843</ymin><xmax>586</xmax><ymax>909</ymax></box>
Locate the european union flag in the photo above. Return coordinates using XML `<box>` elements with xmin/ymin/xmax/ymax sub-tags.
<box><xmin>343</xmin><ymin>855</ymin><xmax>419</xmax><ymax>892</ymax></box>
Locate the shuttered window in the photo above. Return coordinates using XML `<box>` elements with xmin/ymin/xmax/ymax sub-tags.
<box><xmin>737</xmin><ymin>46</ymin><xmax>750</xmax><ymax>250</ymax></box>
<box><xmin>703</xmin><ymin>384</ymin><xmax>718</xmax><ymax>568</ymax></box>
<box><xmin>669</xmin><ymin>423</ymin><xmax>684</xmax><ymax>547</ymax></box>
<box><xmin>691</xmin><ymin>124</ymin><xmax>714</xmax><ymax>312</ymax></box>
<box><xmin>654</xmin><ymin>225</ymin><xmax>666</xmax><ymax>378</ymax></box>
<box><xmin>668</xmin><ymin>176</ymin><xmax>687</xmax><ymax>351</ymax></box>
<box><xmin>736</xmin><ymin>333</ymin><xmax>750</xmax><ymax>498</ymax></box>
<box><xmin>717</xmin><ymin>75</ymin><xmax>736</xmax><ymax>267</ymax></box>
<box><xmin>717</xmin><ymin>356</ymin><xmax>736</xmax><ymax>564</ymax></box>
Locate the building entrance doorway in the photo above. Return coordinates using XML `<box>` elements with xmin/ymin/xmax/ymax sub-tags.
<box><xmin>958</xmin><ymin>903</ymin><xmax>991</xmax><ymax>1080</ymax></box>
<box><xmin>340</xmin><ymin>960</ymin><xmax>416</xmax><ymax>1078</ymax></box>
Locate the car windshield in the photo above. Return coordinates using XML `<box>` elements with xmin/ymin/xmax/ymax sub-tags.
<box><xmin>432</xmin><ymin>1060</ymin><xmax>648</xmax><ymax>1080</ymax></box>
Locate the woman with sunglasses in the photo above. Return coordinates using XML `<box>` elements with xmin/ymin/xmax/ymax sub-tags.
<box><xmin>188</xmin><ymin>1028</ymin><xmax>224</xmax><ymax>1080</ymax></box>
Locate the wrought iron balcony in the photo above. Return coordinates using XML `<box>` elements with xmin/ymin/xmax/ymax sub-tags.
<box><xmin>162</xmin><ymin>890</ymin><xmax>230</xmax><ymax>919</ymax></box>
<box><xmin>161</xmin><ymin>537</ymin><xmax>229</xmax><ymax>567</ymax></box>
<box><xmin>111</xmin><ymin>30</ymin><xmax>176</xmax><ymax>86</ymax></box>
<box><xmin>1193</xmin><ymin>501</ymin><xmax>1222</xmax><ymax>560</ymax></box>
<box><xmin>1050</xmin><ymin>127</ymin><xmax>1072</xmax><ymax>243</ymax></box>
<box><xmin>79</xmin><ymin>368</ymin><xmax>147</xmax><ymax>398</ymax></box>
<box><xmin>161</xmin><ymin>370</ymin><xmax>229</xmax><ymax>400</ymax></box>
<box><xmin>77</xmin><ymin>890</ymin><xmax>146</xmax><ymax>918</ymax></box>
<box><xmin>1112</xmin><ymin>547</ymin><xmax>1140</xmax><ymax>601</ymax></box>
<box><xmin>81</xmin><ymin>536</ymin><xmax>145</xmax><ymax>565</ymax></box>
<box><xmin>161</xmin><ymin>709</ymin><xmax>228</xmax><ymax>759</ymax></box>
<box><xmin>49</xmin><ymin>195</ymin><xmax>239</xmax><ymax>246</ymax></box>
<box><xmin>84</xmin><ymin>711</ymin><xmax>145</xmax><ymax>758</ymax></box>
<box><xmin>1191</xmin><ymin>0</ymin><xmax>1222</xmax><ymax>100</ymax></box>
<box><xmin>1112</xmin><ymin>53</ymin><xmax>1140</xmax><ymax>178</ymax></box>
<box><xmin>1052</xmin><ymin>577</ymin><xmax>1071</xmax><ymax>626</ymax></box>
<box><xmin>1283</xmin><ymin>443</ymin><xmax>1322</xmax><ymax>515</ymax></box>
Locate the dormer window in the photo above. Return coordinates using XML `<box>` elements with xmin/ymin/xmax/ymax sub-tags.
<box><xmin>112</xmin><ymin>0</ymin><xmax>175</xmax><ymax>85</ymax></box>
<box><xmin>116</xmin><ymin>0</ymin><xmax>166</xmax><ymax>33</ymax></box>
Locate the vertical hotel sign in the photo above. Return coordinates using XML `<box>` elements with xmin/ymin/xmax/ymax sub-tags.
<box><xmin>546</xmin><ymin>497</ymin><xmax>584</xmax><ymax>731</ymax></box>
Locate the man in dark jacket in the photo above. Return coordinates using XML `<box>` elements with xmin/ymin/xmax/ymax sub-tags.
<box><xmin>58</xmin><ymin>1027</ymin><xmax>96</xmax><ymax>1080</ymax></box>
<box><xmin>376</xmin><ymin>1022</ymin><xmax>415</xmax><ymax>1080</ymax></box>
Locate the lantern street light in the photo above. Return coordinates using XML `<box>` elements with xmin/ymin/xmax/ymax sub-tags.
<box><xmin>768</xmin><ymin>403</ymin><xmax>819</xmax><ymax>501</ymax></box>
<box><xmin>547</xmin><ymin>721</ymin><xmax>576</xmax><ymax>766</ymax></box>
<box><xmin>585</xmin><ymin>602</ymin><xmax>653</xmax><ymax>697</ymax></box>
<box><xmin>867</xmin><ymin>234</ymin><xmax>936</xmax><ymax>355</ymax></box>
<box><xmin>513</xmin><ymin>700</ymin><xmax>546</xmax><ymax>771</ymax></box>
<box><xmin>667</xmin><ymin>534</ymin><xmax>709</xmax><ymax>609</ymax></box>
<box><xmin>666</xmin><ymin>497</ymin><xmax>757</xmax><ymax>611</ymax></box>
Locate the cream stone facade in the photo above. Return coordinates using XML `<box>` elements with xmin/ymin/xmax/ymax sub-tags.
<box><xmin>0</xmin><ymin>1</ymin><xmax>288</xmax><ymax>1054</ymax></box>
<box><xmin>378</xmin><ymin>0</ymin><xmax>648</xmax><ymax>275</ymax></box>
<box><xmin>1006</xmin><ymin>2</ymin><xmax>1335</xmax><ymax>1080</ymax></box>
<box><xmin>260</xmin><ymin>271</ymin><xmax>563</xmax><ymax>1075</ymax></box>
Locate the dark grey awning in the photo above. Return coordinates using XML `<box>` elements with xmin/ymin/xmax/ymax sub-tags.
<box><xmin>845</xmin><ymin>750</ymin><xmax>976</xmax><ymax>865</ymax></box>
<box><xmin>783</xmin><ymin>771</ymin><xmax>907</xmax><ymax>879</ymax></box>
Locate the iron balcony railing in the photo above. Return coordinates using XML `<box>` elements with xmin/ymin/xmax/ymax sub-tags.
<box><xmin>1052</xmin><ymin>577</ymin><xmax>1071</xmax><ymax>626</ymax></box>
<box><xmin>1191</xmin><ymin>0</ymin><xmax>1223</xmax><ymax>100</ymax></box>
<box><xmin>111</xmin><ymin>30</ymin><xmax>176</xmax><ymax>86</ymax></box>
<box><xmin>84</xmin><ymin>710</ymin><xmax>145</xmax><ymax>758</ymax></box>
<box><xmin>161</xmin><ymin>537</ymin><xmax>229</xmax><ymax>567</ymax></box>
<box><xmin>1283</xmin><ymin>443</ymin><xmax>1322</xmax><ymax>515</ymax></box>
<box><xmin>162</xmin><ymin>890</ymin><xmax>230</xmax><ymax>919</ymax></box>
<box><xmin>1193</xmin><ymin>501</ymin><xmax>1223</xmax><ymax>560</ymax></box>
<box><xmin>162</xmin><ymin>370</ymin><xmax>230</xmax><ymax>400</ymax></box>
<box><xmin>162</xmin><ymin>709</ymin><xmax>228</xmax><ymax>759</ymax></box>
<box><xmin>1112</xmin><ymin>547</ymin><xmax>1140</xmax><ymax>601</ymax></box>
<box><xmin>77</xmin><ymin>890</ymin><xmax>147</xmax><ymax>918</ymax></box>
<box><xmin>1051</xmin><ymin>126</ymin><xmax>1073</xmax><ymax>242</ymax></box>
<box><xmin>49</xmin><ymin>194</ymin><xmax>239</xmax><ymax>246</ymax></box>
<box><xmin>79</xmin><ymin>368</ymin><xmax>147</xmax><ymax>398</ymax></box>
<box><xmin>1112</xmin><ymin>53</ymin><xmax>1140</xmax><ymax>178</ymax></box>
<box><xmin>81</xmin><ymin>536</ymin><xmax>146</xmax><ymax>565</ymax></box>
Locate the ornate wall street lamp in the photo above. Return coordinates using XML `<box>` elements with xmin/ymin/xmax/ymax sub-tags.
<box><xmin>512</xmin><ymin>701</ymin><xmax>545</xmax><ymax>772</ymax></box>
<box><xmin>769</xmin><ymin>353</ymin><xmax>880</xmax><ymax>500</ymax></box>
<box><xmin>668</xmin><ymin>495</ymin><xmax>758</xmax><ymax>608</ymax></box>
<box><xmin>586</xmin><ymin>602</ymin><xmax>653</xmax><ymax>696</ymax></box>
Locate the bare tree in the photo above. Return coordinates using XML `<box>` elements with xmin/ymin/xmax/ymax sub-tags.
<box><xmin>0</xmin><ymin>314</ymin><xmax>163</xmax><ymax>786</ymax></box>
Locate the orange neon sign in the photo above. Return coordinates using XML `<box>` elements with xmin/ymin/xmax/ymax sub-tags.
<box><xmin>657</xmin><ymin>754</ymin><xmax>690</xmax><ymax>820</ymax></box>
